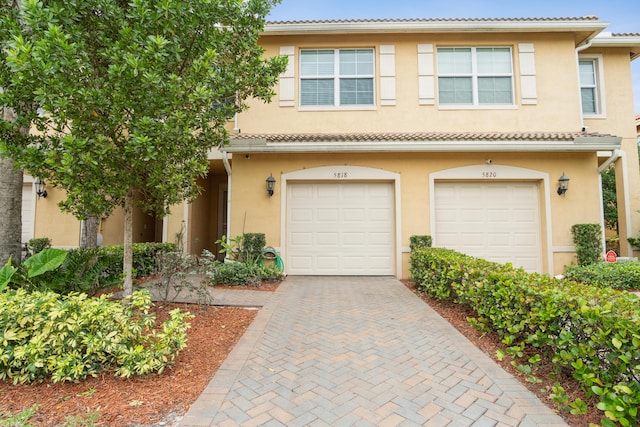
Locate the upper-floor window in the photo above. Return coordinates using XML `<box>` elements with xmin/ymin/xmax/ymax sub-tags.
<box><xmin>300</xmin><ymin>48</ymin><xmax>375</xmax><ymax>108</ymax></box>
<box><xmin>437</xmin><ymin>47</ymin><xmax>514</xmax><ymax>106</ymax></box>
<box><xmin>579</xmin><ymin>58</ymin><xmax>602</xmax><ymax>116</ymax></box>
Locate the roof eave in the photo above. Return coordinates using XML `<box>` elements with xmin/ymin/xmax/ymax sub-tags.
<box><xmin>590</xmin><ymin>36</ymin><xmax>640</xmax><ymax>60</ymax></box>
<box><xmin>225</xmin><ymin>137</ymin><xmax>621</xmax><ymax>154</ymax></box>
<box><xmin>263</xmin><ymin>20</ymin><xmax>607</xmax><ymax>43</ymax></box>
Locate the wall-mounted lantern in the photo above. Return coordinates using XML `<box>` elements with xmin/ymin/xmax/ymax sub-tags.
<box><xmin>35</xmin><ymin>179</ymin><xmax>47</xmax><ymax>198</ymax></box>
<box><xmin>266</xmin><ymin>174</ymin><xmax>276</xmax><ymax>197</ymax></box>
<box><xmin>557</xmin><ymin>172</ymin><xmax>570</xmax><ymax>196</ymax></box>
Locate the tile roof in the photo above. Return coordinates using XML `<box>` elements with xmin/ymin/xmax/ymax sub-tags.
<box><xmin>231</xmin><ymin>131</ymin><xmax>614</xmax><ymax>143</ymax></box>
<box><xmin>267</xmin><ymin>17</ymin><xmax>601</xmax><ymax>25</ymax></box>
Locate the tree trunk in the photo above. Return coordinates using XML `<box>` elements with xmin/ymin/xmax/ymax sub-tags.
<box><xmin>0</xmin><ymin>103</ymin><xmax>24</xmax><ymax>266</ymax></box>
<box><xmin>0</xmin><ymin>156</ymin><xmax>23</xmax><ymax>265</ymax></box>
<box><xmin>122</xmin><ymin>187</ymin><xmax>134</xmax><ymax>296</ymax></box>
<box><xmin>80</xmin><ymin>215</ymin><xmax>100</xmax><ymax>249</ymax></box>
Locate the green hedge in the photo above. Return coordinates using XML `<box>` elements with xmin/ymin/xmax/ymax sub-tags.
<box><xmin>564</xmin><ymin>262</ymin><xmax>640</xmax><ymax>290</ymax></box>
<box><xmin>98</xmin><ymin>242</ymin><xmax>177</xmax><ymax>285</ymax></box>
<box><xmin>0</xmin><ymin>289</ymin><xmax>191</xmax><ymax>384</ymax></box>
<box><xmin>411</xmin><ymin>248</ymin><xmax>640</xmax><ymax>427</ymax></box>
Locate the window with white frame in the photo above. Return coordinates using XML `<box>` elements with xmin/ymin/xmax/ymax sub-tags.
<box><xmin>299</xmin><ymin>48</ymin><xmax>375</xmax><ymax>107</ymax></box>
<box><xmin>579</xmin><ymin>58</ymin><xmax>601</xmax><ymax>115</ymax></box>
<box><xmin>437</xmin><ymin>47</ymin><xmax>514</xmax><ymax>105</ymax></box>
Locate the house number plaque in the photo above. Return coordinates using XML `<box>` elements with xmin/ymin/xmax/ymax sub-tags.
<box><xmin>481</xmin><ymin>172</ymin><xmax>497</xmax><ymax>178</ymax></box>
<box><xmin>333</xmin><ymin>172</ymin><xmax>348</xmax><ymax>179</ymax></box>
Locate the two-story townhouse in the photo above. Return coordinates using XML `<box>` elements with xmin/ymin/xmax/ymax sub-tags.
<box><xmin>26</xmin><ymin>17</ymin><xmax>640</xmax><ymax>278</ymax></box>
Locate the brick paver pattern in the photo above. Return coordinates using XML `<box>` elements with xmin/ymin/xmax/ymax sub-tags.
<box><xmin>179</xmin><ymin>277</ymin><xmax>567</xmax><ymax>427</ymax></box>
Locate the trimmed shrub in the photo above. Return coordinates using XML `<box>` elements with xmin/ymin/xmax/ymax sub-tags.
<box><xmin>206</xmin><ymin>260</ymin><xmax>283</xmax><ymax>286</ymax></box>
<box><xmin>98</xmin><ymin>242</ymin><xmax>177</xmax><ymax>284</ymax></box>
<box><xmin>410</xmin><ymin>248</ymin><xmax>640</xmax><ymax>426</ymax></box>
<box><xmin>571</xmin><ymin>223</ymin><xmax>603</xmax><ymax>266</ymax></box>
<box><xmin>24</xmin><ymin>237</ymin><xmax>52</xmax><ymax>259</ymax></box>
<box><xmin>0</xmin><ymin>289</ymin><xmax>192</xmax><ymax>384</ymax></box>
<box><xmin>241</xmin><ymin>233</ymin><xmax>266</xmax><ymax>264</ymax></box>
<box><xmin>564</xmin><ymin>262</ymin><xmax>640</xmax><ymax>290</ymax></box>
<box><xmin>409</xmin><ymin>235</ymin><xmax>432</xmax><ymax>251</ymax></box>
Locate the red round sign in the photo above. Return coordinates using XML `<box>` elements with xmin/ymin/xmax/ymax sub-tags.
<box><xmin>605</xmin><ymin>250</ymin><xmax>617</xmax><ymax>263</ymax></box>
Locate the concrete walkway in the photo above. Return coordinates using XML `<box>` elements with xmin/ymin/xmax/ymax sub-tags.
<box><xmin>178</xmin><ymin>277</ymin><xmax>567</xmax><ymax>427</ymax></box>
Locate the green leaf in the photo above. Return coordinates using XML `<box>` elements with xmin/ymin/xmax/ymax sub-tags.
<box><xmin>0</xmin><ymin>262</ymin><xmax>17</xmax><ymax>291</ymax></box>
<box><xmin>23</xmin><ymin>248</ymin><xmax>67</xmax><ymax>278</ymax></box>
<box><xmin>612</xmin><ymin>337</ymin><xmax>623</xmax><ymax>349</ymax></box>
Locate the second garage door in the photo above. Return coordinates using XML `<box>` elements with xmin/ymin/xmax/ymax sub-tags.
<box><xmin>287</xmin><ymin>182</ymin><xmax>395</xmax><ymax>275</ymax></box>
<box><xmin>434</xmin><ymin>181</ymin><xmax>542</xmax><ymax>272</ymax></box>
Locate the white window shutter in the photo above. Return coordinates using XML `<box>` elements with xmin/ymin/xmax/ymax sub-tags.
<box><xmin>279</xmin><ymin>46</ymin><xmax>295</xmax><ymax>107</ymax></box>
<box><xmin>418</xmin><ymin>44</ymin><xmax>435</xmax><ymax>105</ymax></box>
<box><xmin>518</xmin><ymin>43</ymin><xmax>537</xmax><ymax>105</ymax></box>
<box><xmin>379</xmin><ymin>45</ymin><xmax>396</xmax><ymax>106</ymax></box>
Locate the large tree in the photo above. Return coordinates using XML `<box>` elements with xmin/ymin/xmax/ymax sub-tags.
<box><xmin>0</xmin><ymin>0</ymin><xmax>287</xmax><ymax>294</ymax></box>
<box><xmin>0</xmin><ymin>0</ymin><xmax>25</xmax><ymax>266</ymax></box>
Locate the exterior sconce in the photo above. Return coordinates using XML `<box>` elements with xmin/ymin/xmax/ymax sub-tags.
<box><xmin>557</xmin><ymin>172</ymin><xmax>570</xmax><ymax>196</ymax></box>
<box><xmin>35</xmin><ymin>179</ymin><xmax>47</xmax><ymax>198</ymax></box>
<box><xmin>266</xmin><ymin>174</ymin><xmax>276</xmax><ymax>197</ymax></box>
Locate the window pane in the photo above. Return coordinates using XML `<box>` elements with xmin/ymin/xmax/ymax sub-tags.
<box><xmin>477</xmin><ymin>48</ymin><xmax>512</xmax><ymax>74</ymax></box>
<box><xmin>301</xmin><ymin>79</ymin><xmax>334</xmax><ymax>105</ymax></box>
<box><xmin>340</xmin><ymin>49</ymin><xmax>374</xmax><ymax>75</ymax></box>
<box><xmin>438</xmin><ymin>77</ymin><xmax>473</xmax><ymax>104</ymax></box>
<box><xmin>478</xmin><ymin>77</ymin><xmax>513</xmax><ymax>104</ymax></box>
<box><xmin>340</xmin><ymin>78</ymin><xmax>373</xmax><ymax>105</ymax></box>
<box><xmin>300</xmin><ymin>50</ymin><xmax>335</xmax><ymax>77</ymax></box>
<box><xmin>581</xmin><ymin>87</ymin><xmax>597</xmax><ymax>114</ymax></box>
<box><xmin>437</xmin><ymin>48</ymin><xmax>472</xmax><ymax>74</ymax></box>
<box><xmin>579</xmin><ymin>60</ymin><xmax>596</xmax><ymax>85</ymax></box>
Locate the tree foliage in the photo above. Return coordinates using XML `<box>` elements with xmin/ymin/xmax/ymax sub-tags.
<box><xmin>1</xmin><ymin>0</ymin><xmax>286</xmax><ymax>217</ymax></box>
<box><xmin>0</xmin><ymin>0</ymin><xmax>287</xmax><ymax>292</ymax></box>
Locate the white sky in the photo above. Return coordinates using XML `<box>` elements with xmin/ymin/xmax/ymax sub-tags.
<box><xmin>268</xmin><ymin>0</ymin><xmax>640</xmax><ymax>114</ymax></box>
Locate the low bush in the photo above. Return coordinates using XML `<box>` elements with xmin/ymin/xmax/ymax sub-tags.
<box><xmin>411</xmin><ymin>248</ymin><xmax>640</xmax><ymax>427</ymax></box>
<box><xmin>0</xmin><ymin>289</ymin><xmax>192</xmax><ymax>384</ymax></box>
<box><xmin>98</xmin><ymin>242</ymin><xmax>177</xmax><ymax>285</ymax></box>
<box><xmin>23</xmin><ymin>237</ymin><xmax>52</xmax><ymax>259</ymax></box>
<box><xmin>564</xmin><ymin>262</ymin><xmax>640</xmax><ymax>290</ymax></box>
<box><xmin>206</xmin><ymin>260</ymin><xmax>283</xmax><ymax>286</ymax></box>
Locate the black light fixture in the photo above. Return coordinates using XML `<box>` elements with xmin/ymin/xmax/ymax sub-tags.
<box><xmin>266</xmin><ymin>174</ymin><xmax>276</xmax><ymax>197</ymax></box>
<box><xmin>35</xmin><ymin>179</ymin><xmax>47</xmax><ymax>198</ymax></box>
<box><xmin>557</xmin><ymin>172</ymin><xmax>570</xmax><ymax>196</ymax></box>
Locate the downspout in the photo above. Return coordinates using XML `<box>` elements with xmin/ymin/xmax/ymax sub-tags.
<box><xmin>222</xmin><ymin>149</ymin><xmax>233</xmax><ymax>250</ymax></box>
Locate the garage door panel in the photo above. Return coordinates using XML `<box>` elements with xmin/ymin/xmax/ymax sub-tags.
<box><xmin>435</xmin><ymin>182</ymin><xmax>542</xmax><ymax>273</ymax></box>
<box><xmin>287</xmin><ymin>182</ymin><xmax>394</xmax><ymax>275</ymax></box>
<box><xmin>290</xmin><ymin>232</ymin><xmax>313</xmax><ymax>246</ymax></box>
<box><xmin>343</xmin><ymin>208</ymin><xmax>366</xmax><ymax>221</ymax></box>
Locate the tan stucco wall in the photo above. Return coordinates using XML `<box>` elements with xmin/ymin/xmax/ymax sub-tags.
<box><xmin>239</xmin><ymin>32</ymin><xmax>584</xmax><ymax>134</ymax></box>
<box><xmin>186</xmin><ymin>172</ymin><xmax>227</xmax><ymax>256</ymax></box>
<box><xmin>228</xmin><ymin>152</ymin><xmax>602</xmax><ymax>277</ymax></box>
<box><xmin>34</xmin><ymin>187</ymin><xmax>80</xmax><ymax>247</ymax></box>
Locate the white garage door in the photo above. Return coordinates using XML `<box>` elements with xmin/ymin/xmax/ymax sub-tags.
<box><xmin>21</xmin><ymin>183</ymin><xmax>35</xmax><ymax>244</ymax></box>
<box><xmin>434</xmin><ymin>182</ymin><xmax>542</xmax><ymax>272</ymax></box>
<box><xmin>287</xmin><ymin>182</ymin><xmax>395</xmax><ymax>275</ymax></box>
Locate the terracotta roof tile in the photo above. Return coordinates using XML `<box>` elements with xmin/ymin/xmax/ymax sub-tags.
<box><xmin>231</xmin><ymin>131</ymin><xmax>614</xmax><ymax>143</ymax></box>
<box><xmin>267</xmin><ymin>17</ymin><xmax>600</xmax><ymax>25</ymax></box>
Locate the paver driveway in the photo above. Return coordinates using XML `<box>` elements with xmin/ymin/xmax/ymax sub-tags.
<box><xmin>179</xmin><ymin>276</ymin><xmax>567</xmax><ymax>427</ymax></box>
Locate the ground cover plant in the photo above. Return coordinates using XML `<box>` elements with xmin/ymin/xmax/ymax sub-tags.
<box><xmin>0</xmin><ymin>289</ymin><xmax>192</xmax><ymax>384</ymax></box>
<box><xmin>411</xmin><ymin>248</ymin><xmax>640</xmax><ymax>427</ymax></box>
